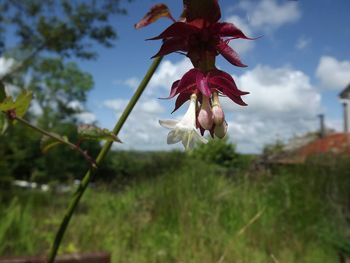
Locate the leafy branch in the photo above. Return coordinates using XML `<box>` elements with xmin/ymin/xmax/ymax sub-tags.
<box><xmin>0</xmin><ymin>84</ymin><xmax>120</xmax><ymax>168</ymax></box>
<box><xmin>13</xmin><ymin>115</ymin><xmax>97</xmax><ymax>168</ymax></box>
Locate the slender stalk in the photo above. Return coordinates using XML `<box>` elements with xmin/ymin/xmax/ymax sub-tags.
<box><xmin>47</xmin><ymin>56</ymin><xmax>163</xmax><ymax>263</ymax></box>
<box><xmin>1</xmin><ymin>112</ymin><xmax>97</xmax><ymax>167</ymax></box>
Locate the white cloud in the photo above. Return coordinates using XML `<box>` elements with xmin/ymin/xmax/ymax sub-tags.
<box><xmin>75</xmin><ymin>112</ymin><xmax>96</xmax><ymax>124</ymax></box>
<box><xmin>221</xmin><ymin>65</ymin><xmax>321</xmax><ymax>152</ymax></box>
<box><xmin>138</xmin><ymin>100</ymin><xmax>164</xmax><ymax>114</ymax></box>
<box><xmin>103</xmin><ymin>98</ymin><xmax>171</xmax><ymax>150</ymax></box>
<box><xmin>228</xmin><ymin>65</ymin><xmax>320</xmax><ymax>115</ymax></box>
<box><xmin>105</xmin><ymin>62</ymin><xmax>322</xmax><ymax>152</ymax></box>
<box><xmin>225</xmin><ymin>0</ymin><xmax>301</xmax><ymax>55</ymax></box>
<box><xmin>113</xmin><ymin>58</ymin><xmax>322</xmax><ymax>153</ymax></box>
<box><xmin>0</xmin><ymin>57</ymin><xmax>15</xmax><ymax>78</ymax></box>
<box><xmin>226</xmin><ymin>15</ymin><xmax>255</xmax><ymax>54</ymax></box>
<box><xmin>112</xmin><ymin>77</ymin><xmax>140</xmax><ymax>90</ymax></box>
<box><xmin>148</xmin><ymin>58</ymin><xmax>192</xmax><ymax>95</ymax></box>
<box><xmin>67</xmin><ymin>100</ymin><xmax>84</xmax><ymax>111</ymax></box>
<box><xmin>238</xmin><ymin>0</ymin><xmax>301</xmax><ymax>31</ymax></box>
<box><xmin>296</xmin><ymin>36</ymin><xmax>311</xmax><ymax>50</ymax></box>
<box><xmin>103</xmin><ymin>99</ymin><xmax>128</xmax><ymax>112</ymax></box>
<box><xmin>316</xmin><ymin>56</ymin><xmax>350</xmax><ymax>89</ymax></box>
<box><xmin>124</xmin><ymin>77</ymin><xmax>139</xmax><ymax>90</ymax></box>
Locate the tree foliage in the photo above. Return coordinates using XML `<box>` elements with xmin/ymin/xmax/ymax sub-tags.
<box><xmin>0</xmin><ymin>0</ymin><xmax>130</xmax><ymax>123</ymax></box>
<box><xmin>0</xmin><ymin>0</ymin><xmax>131</xmax><ymax>182</ymax></box>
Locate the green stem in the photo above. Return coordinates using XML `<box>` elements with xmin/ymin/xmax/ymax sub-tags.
<box><xmin>47</xmin><ymin>56</ymin><xmax>163</xmax><ymax>263</ymax></box>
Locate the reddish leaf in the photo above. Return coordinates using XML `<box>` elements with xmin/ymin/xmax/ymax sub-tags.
<box><xmin>151</xmin><ymin>38</ymin><xmax>188</xmax><ymax>58</ymax></box>
<box><xmin>216</xmin><ymin>40</ymin><xmax>247</xmax><ymax>67</ymax></box>
<box><xmin>176</xmin><ymin>69</ymin><xmax>198</xmax><ymax>94</ymax></box>
<box><xmin>147</xmin><ymin>22</ymin><xmax>199</xmax><ymax>40</ymax></box>
<box><xmin>172</xmin><ymin>92</ymin><xmax>191</xmax><ymax>113</ymax></box>
<box><xmin>209</xmin><ymin>76</ymin><xmax>248</xmax><ymax>96</ymax></box>
<box><xmin>160</xmin><ymin>80</ymin><xmax>180</xmax><ymax>99</ymax></box>
<box><xmin>135</xmin><ymin>4</ymin><xmax>173</xmax><ymax>29</ymax></box>
<box><xmin>218</xmin><ymin>87</ymin><xmax>248</xmax><ymax>106</ymax></box>
<box><xmin>214</xmin><ymin>22</ymin><xmax>254</xmax><ymax>40</ymax></box>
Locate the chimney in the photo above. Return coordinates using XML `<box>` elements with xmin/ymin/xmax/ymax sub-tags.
<box><xmin>339</xmin><ymin>83</ymin><xmax>350</xmax><ymax>133</ymax></box>
<box><xmin>318</xmin><ymin>114</ymin><xmax>325</xmax><ymax>138</ymax></box>
<box><xmin>343</xmin><ymin>102</ymin><xmax>349</xmax><ymax>133</ymax></box>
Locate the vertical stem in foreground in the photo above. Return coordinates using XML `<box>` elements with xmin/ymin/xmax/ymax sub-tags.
<box><xmin>47</xmin><ymin>56</ymin><xmax>163</xmax><ymax>263</ymax></box>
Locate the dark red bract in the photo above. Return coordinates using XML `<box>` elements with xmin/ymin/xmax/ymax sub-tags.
<box><xmin>137</xmin><ymin>0</ymin><xmax>255</xmax><ymax>142</ymax></box>
<box><xmin>149</xmin><ymin>21</ymin><xmax>253</xmax><ymax>68</ymax></box>
<box><xmin>162</xmin><ymin>68</ymin><xmax>249</xmax><ymax>113</ymax></box>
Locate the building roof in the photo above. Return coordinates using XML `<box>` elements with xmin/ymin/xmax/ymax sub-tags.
<box><xmin>339</xmin><ymin>83</ymin><xmax>350</xmax><ymax>99</ymax></box>
<box><xmin>270</xmin><ymin>133</ymin><xmax>350</xmax><ymax>164</ymax></box>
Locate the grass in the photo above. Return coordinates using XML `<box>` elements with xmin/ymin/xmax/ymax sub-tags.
<box><xmin>0</xmin><ymin>159</ymin><xmax>349</xmax><ymax>262</ymax></box>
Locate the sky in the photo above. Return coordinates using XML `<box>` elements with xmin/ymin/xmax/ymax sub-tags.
<box><xmin>2</xmin><ymin>0</ymin><xmax>350</xmax><ymax>153</ymax></box>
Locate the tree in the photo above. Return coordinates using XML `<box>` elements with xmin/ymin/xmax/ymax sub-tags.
<box><xmin>0</xmin><ymin>0</ymin><xmax>131</xmax><ymax>182</ymax></box>
<box><xmin>191</xmin><ymin>137</ymin><xmax>240</xmax><ymax>168</ymax></box>
<box><xmin>0</xmin><ymin>0</ymin><xmax>130</xmax><ymax>124</ymax></box>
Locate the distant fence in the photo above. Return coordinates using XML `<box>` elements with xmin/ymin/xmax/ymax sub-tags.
<box><xmin>0</xmin><ymin>252</ymin><xmax>110</xmax><ymax>263</ymax></box>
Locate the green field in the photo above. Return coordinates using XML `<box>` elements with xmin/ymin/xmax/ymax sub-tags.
<box><xmin>1</xmin><ymin>156</ymin><xmax>349</xmax><ymax>263</ymax></box>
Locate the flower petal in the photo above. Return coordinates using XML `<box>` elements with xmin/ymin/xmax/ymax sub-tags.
<box><xmin>213</xmin><ymin>22</ymin><xmax>254</xmax><ymax>40</ymax></box>
<box><xmin>159</xmin><ymin>119</ymin><xmax>178</xmax><ymax>129</ymax></box>
<box><xmin>147</xmin><ymin>22</ymin><xmax>199</xmax><ymax>40</ymax></box>
<box><xmin>167</xmin><ymin>129</ymin><xmax>183</xmax><ymax>144</ymax></box>
<box><xmin>209</xmin><ymin>76</ymin><xmax>248</xmax><ymax>96</ymax></box>
<box><xmin>218</xmin><ymin>87</ymin><xmax>248</xmax><ymax>106</ymax></box>
<box><xmin>216</xmin><ymin>40</ymin><xmax>247</xmax><ymax>67</ymax></box>
<box><xmin>196</xmin><ymin>71</ymin><xmax>211</xmax><ymax>97</ymax></box>
<box><xmin>151</xmin><ymin>38</ymin><xmax>188</xmax><ymax>58</ymax></box>
<box><xmin>182</xmin><ymin>131</ymin><xmax>203</xmax><ymax>150</ymax></box>
<box><xmin>209</xmin><ymin>69</ymin><xmax>234</xmax><ymax>82</ymax></box>
<box><xmin>193</xmin><ymin>130</ymin><xmax>208</xmax><ymax>144</ymax></box>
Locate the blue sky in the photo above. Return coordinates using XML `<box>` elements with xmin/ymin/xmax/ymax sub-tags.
<box><xmin>2</xmin><ymin>0</ymin><xmax>350</xmax><ymax>153</ymax></box>
<box><xmin>78</xmin><ymin>0</ymin><xmax>350</xmax><ymax>153</ymax></box>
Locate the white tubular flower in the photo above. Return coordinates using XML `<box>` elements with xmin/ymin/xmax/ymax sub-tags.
<box><xmin>159</xmin><ymin>94</ymin><xmax>207</xmax><ymax>150</ymax></box>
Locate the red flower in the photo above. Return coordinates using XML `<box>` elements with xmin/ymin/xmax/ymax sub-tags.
<box><xmin>136</xmin><ymin>1</ymin><xmax>255</xmax><ymax>144</ymax></box>
<box><xmin>163</xmin><ymin>68</ymin><xmax>248</xmax><ymax>113</ymax></box>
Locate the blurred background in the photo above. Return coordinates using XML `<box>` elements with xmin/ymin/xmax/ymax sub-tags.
<box><xmin>0</xmin><ymin>0</ymin><xmax>349</xmax><ymax>262</ymax></box>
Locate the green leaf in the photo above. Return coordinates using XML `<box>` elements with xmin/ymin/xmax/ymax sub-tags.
<box><xmin>40</xmin><ymin>134</ymin><xmax>69</xmax><ymax>153</ymax></box>
<box><xmin>0</xmin><ymin>90</ymin><xmax>33</xmax><ymax>119</ymax></box>
<box><xmin>0</xmin><ymin>81</ymin><xmax>6</xmax><ymax>102</ymax></box>
<box><xmin>78</xmin><ymin>124</ymin><xmax>121</xmax><ymax>142</ymax></box>
<box><xmin>0</xmin><ymin>114</ymin><xmax>9</xmax><ymax>135</ymax></box>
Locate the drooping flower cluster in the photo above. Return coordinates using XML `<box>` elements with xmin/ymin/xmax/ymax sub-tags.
<box><xmin>136</xmin><ymin>0</ymin><xmax>253</xmax><ymax>149</ymax></box>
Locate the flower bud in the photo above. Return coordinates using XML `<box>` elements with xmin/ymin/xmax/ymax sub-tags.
<box><xmin>214</xmin><ymin>120</ymin><xmax>228</xmax><ymax>139</ymax></box>
<box><xmin>198</xmin><ymin>95</ymin><xmax>213</xmax><ymax>130</ymax></box>
<box><xmin>211</xmin><ymin>91</ymin><xmax>225</xmax><ymax>125</ymax></box>
<box><xmin>212</xmin><ymin>104</ymin><xmax>225</xmax><ymax>125</ymax></box>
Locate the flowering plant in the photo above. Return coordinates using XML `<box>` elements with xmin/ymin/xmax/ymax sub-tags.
<box><xmin>0</xmin><ymin>1</ymin><xmax>255</xmax><ymax>261</ymax></box>
<box><xmin>136</xmin><ymin>0</ymin><xmax>253</xmax><ymax>149</ymax></box>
